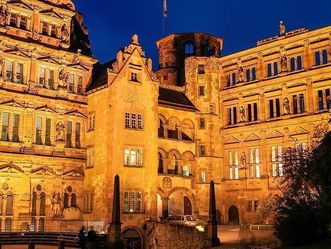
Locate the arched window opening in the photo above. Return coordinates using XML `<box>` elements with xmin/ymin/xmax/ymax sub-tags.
<box><xmin>158</xmin><ymin>153</ymin><xmax>164</xmax><ymax>174</ymax></box>
<box><xmin>6</xmin><ymin>192</ymin><xmax>13</xmax><ymax>215</ymax></box>
<box><xmin>71</xmin><ymin>193</ymin><xmax>77</xmax><ymax>208</ymax></box>
<box><xmin>32</xmin><ymin>192</ymin><xmax>37</xmax><ymax>215</ymax></box>
<box><xmin>168</xmin><ymin>154</ymin><xmax>179</xmax><ymax>175</ymax></box>
<box><xmin>38</xmin><ymin>218</ymin><xmax>45</xmax><ymax>232</ymax></box>
<box><xmin>184</xmin><ymin>43</ymin><xmax>194</xmax><ymax>55</ymax></box>
<box><xmin>167</xmin><ymin>125</ymin><xmax>179</xmax><ymax>140</ymax></box>
<box><xmin>40</xmin><ymin>192</ymin><xmax>46</xmax><ymax>215</ymax></box>
<box><xmin>158</xmin><ymin>119</ymin><xmax>165</xmax><ymax>137</ymax></box>
<box><xmin>31</xmin><ymin>217</ymin><xmax>36</xmax><ymax>232</ymax></box>
<box><xmin>64</xmin><ymin>193</ymin><xmax>69</xmax><ymax>208</ymax></box>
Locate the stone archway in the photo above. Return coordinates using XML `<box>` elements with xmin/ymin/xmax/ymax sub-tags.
<box><xmin>228</xmin><ymin>205</ymin><xmax>240</xmax><ymax>225</ymax></box>
<box><xmin>123</xmin><ymin>228</ymin><xmax>142</xmax><ymax>249</ymax></box>
<box><xmin>167</xmin><ymin>187</ymin><xmax>197</xmax><ymax>216</ymax></box>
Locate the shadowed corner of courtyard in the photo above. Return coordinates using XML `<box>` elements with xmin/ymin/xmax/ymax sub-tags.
<box><xmin>281</xmin><ymin>239</ymin><xmax>331</xmax><ymax>249</ymax></box>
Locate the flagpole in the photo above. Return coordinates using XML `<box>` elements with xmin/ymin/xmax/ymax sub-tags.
<box><xmin>163</xmin><ymin>0</ymin><xmax>167</xmax><ymax>37</ymax></box>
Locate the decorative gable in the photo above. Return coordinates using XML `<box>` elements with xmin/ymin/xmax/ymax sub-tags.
<box><xmin>65</xmin><ymin>109</ymin><xmax>86</xmax><ymax>118</ymax></box>
<box><xmin>267</xmin><ymin>130</ymin><xmax>284</xmax><ymax>139</ymax></box>
<box><xmin>4</xmin><ymin>47</ymin><xmax>30</xmax><ymax>58</ymax></box>
<box><xmin>290</xmin><ymin>126</ymin><xmax>309</xmax><ymax>136</ymax></box>
<box><xmin>224</xmin><ymin>136</ymin><xmax>240</xmax><ymax>144</ymax></box>
<box><xmin>67</xmin><ymin>63</ymin><xmax>89</xmax><ymax>71</ymax></box>
<box><xmin>40</xmin><ymin>8</ymin><xmax>63</xmax><ymax>19</ymax></box>
<box><xmin>62</xmin><ymin>169</ymin><xmax>84</xmax><ymax>177</ymax></box>
<box><xmin>0</xmin><ymin>163</ymin><xmax>23</xmax><ymax>173</ymax></box>
<box><xmin>245</xmin><ymin>133</ymin><xmax>261</xmax><ymax>142</ymax></box>
<box><xmin>0</xmin><ymin>99</ymin><xmax>25</xmax><ymax>108</ymax></box>
<box><xmin>38</xmin><ymin>56</ymin><xmax>61</xmax><ymax>65</ymax></box>
<box><xmin>30</xmin><ymin>166</ymin><xmax>56</xmax><ymax>176</ymax></box>
<box><xmin>7</xmin><ymin>0</ymin><xmax>33</xmax><ymax>10</ymax></box>
<box><xmin>35</xmin><ymin>105</ymin><xmax>57</xmax><ymax>113</ymax></box>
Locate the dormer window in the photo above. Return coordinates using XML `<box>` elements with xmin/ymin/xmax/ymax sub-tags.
<box><xmin>20</xmin><ymin>16</ymin><xmax>27</xmax><ymax>30</ymax></box>
<box><xmin>42</xmin><ymin>22</ymin><xmax>48</xmax><ymax>35</ymax></box>
<box><xmin>50</xmin><ymin>25</ymin><xmax>57</xmax><ymax>38</ymax></box>
<box><xmin>131</xmin><ymin>72</ymin><xmax>138</xmax><ymax>82</ymax></box>
<box><xmin>9</xmin><ymin>13</ymin><xmax>17</xmax><ymax>27</ymax></box>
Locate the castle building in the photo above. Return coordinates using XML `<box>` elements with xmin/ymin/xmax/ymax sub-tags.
<box><xmin>0</xmin><ymin>0</ymin><xmax>330</xmax><ymax>248</ymax></box>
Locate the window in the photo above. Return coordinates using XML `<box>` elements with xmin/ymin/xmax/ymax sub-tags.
<box><xmin>1</xmin><ymin>112</ymin><xmax>9</xmax><ymax>141</ymax></box>
<box><xmin>4</xmin><ymin>218</ymin><xmax>12</xmax><ymax>232</ymax></box>
<box><xmin>249</xmin><ymin>148</ymin><xmax>260</xmax><ymax>178</ymax></box>
<box><xmin>317</xmin><ymin>89</ymin><xmax>331</xmax><ymax>110</ymax></box>
<box><xmin>68</xmin><ymin>74</ymin><xmax>74</xmax><ymax>93</ymax></box>
<box><xmin>231</xmin><ymin>72</ymin><xmax>236</xmax><ymax>85</ymax></box>
<box><xmin>315</xmin><ymin>49</ymin><xmax>328</xmax><ymax>66</ymax></box>
<box><xmin>137</xmin><ymin>114</ymin><xmax>143</xmax><ymax>129</ymax></box>
<box><xmin>198</xmin><ymin>86</ymin><xmax>205</xmax><ymax>96</ymax></box>
<box><xmin>32</xmin><ymin>192</ymin><xmax>37</xmax><ymax>216</ymax></box>
<box><xmin>50</xmin><ymin>24</ymin><xmax>57</xmax><ymax>37</ymax></box>
<box><xmin>184</xmin><ymin>43</ymin><xmax>194</xmax><ymax>55</ymax></box>
<box><xmin>45</xmin><ymin>69</ymin><xmax>55</xmax><ymax>89</ymax></box>
<box><xmin>267</xmin><ymin>62</ymin><xmax>278</xmax><ymax>77</ymax></box>
<box><xmin>198</xmin><ymin>65</ymin><xmax>205</xmax><ymax>74</ymax></box>
<box><xmin>269</xmin><ymin>98</ymin><xmax>281</xmax><ymax>118</ymax></box>
<box><xmin>77</xmin><ymin>76</ymin><xmax>83</xmax><ymax>95</ymax></box>
<box><xmin>75</xmin><ymin>122</ymin><xmax>81</xmax><ymax>148</ymax></box>
<box><xmin>84</xmin><ymin>192</ymin><xmax>93</xmax><ymax>213</ymax></box>
<box><xmin>131</xmin><ymin>114</ymin><xmax>136</xmax><ymax>128</ymax></box>
<box><xmin>39</xmin><ymin>67</ymin><xmax>46</xmax><ymax>87</ymax></box>
<box><xmin>246</xmin><ymin>67</ymin><xmax>256</xmax><ymax>82</ymax></box>
<box><xmin>35</xmin><ymin>117</ymin><xmax>42</xmax><ymax>145</ymax></box>
<box><xmin>124</xmin><ymin>192</ymin><xmax>142</xmax><ymax>213</ymax></box>
<box><xmin>45</xmin><ymin>118</ymin><xmax>51</xmax><ymax>146</ymax></box>
<box><xmin>12</xmin><ymin>114</ymin><xmax>20</xmax><ymax>142</ymax></box>
<box><xmin>182</xmin><ymin>165</ymin><xmax>190</xmax><ymax>176</ymax></box>
<box><xmin>248</xmin><ymin>200</ymin><xmax>259</xmax><ymax>212</ymax></box>
<box><xmin>228</xmin><ymin>107</ymin><xmax>237</xmax><ymax>125</ymax></box>
<box><xmin>158</xmin><ymin>153</ymin><xmax>164</xmax><ymax>174</ymax></box>
<box><xmin>9</xmin><ymin>13</ymin><xmax>17</xmax><ymax>27</ymax></box>
<box><xmin>64</xmin><ymin>186</ymin><xmax>76</xmax><ymax>209</ymax></box>
<box><xmin>40</xmin><ymin>192</ymin><xmax>46</xmax><ymax>216</ymax></box>
<box><xmin>271</xmin><ymin>146</ymin><xmax>283</xmax><ymax>177</ymax></box>
<box><xmin>124</xmin><ymin>147</ymin><xmax>143</xmax><ymax>167</ymax></box>
<box><xmin>199</xmin><ymin>118</ymin><xmax>205</xmax><ymax>129</ymax></box>
<box><xmin>247</xmin><ymin>103</ymin><xmax>258</xmax><ymax>122</ymax></box>
<box><xmin>290</xmin><ymin>56</ymin><xmax>302</xmax><ymax>71</ymax></box>
<box><xmin>199</xmin><ymin>145</ymin><xmax>206</xmax><ymax>157</ymax></box>
<box><xmin>125</xmin><ymin>113</ymin><xmax>143</xmax><ymax>130</ymax></box>
<box><xmin>20</xmin><ymin>16</ymin><xmax>27</xmax><ymax>30</ymax></box>
<box><xmin>5</xmin><ymin>61</ymin><xmax>13</xmax><ymax>82</ymax></box>
<box><xmin>88</xmin><ymin>114</ymin><xmax>95</xmax><ymax>131</ymax></box>
<box><xmin>201</xmin><ymin>171</ymin><xmax>206</xmax><ymax>183</ymax></box>
<box><xmin>292</xmin><ymin>94</ymin><xmax>305</xmax><ymax>114</ymax></box>
<box><xmin>66</xmin><ymin>121</ymin><xmax>72</xmax><ymax>148</ymax></box>
<box><xmin>42</xmin><ymin>22</ymin><xmax>49</xmax><ymax>35</ymax></box>
<box><xmin>87</xmin><ymin>147</ymin><xmax>94</xmax><ymax>168</ymax></box>
<box><xmin>158</xmin><ymin>119</ymin><xmax>165</xmax><ymax>137</ymax></box>
<box><xmin>39</xmin><ymin>218</ymin><xmax>45</xmax><ymax>232</ymax></box>
<box><xmin>168</xmin><ymin>154</ymin><xmax>178</xmax><ymax>175</ymax></box>
<box><xmin>15</xmin><ymin>63</ymin><xmax>23</xmax><ymax>83</ymax></box>
<box><xmin>131</xmin><ymin>72</ymin><xmax>138</xmax><ymax>82</ymax></box>
<box><xmin>6</xmin><ymin>192</ymin><xmax>13</xmax><ymax>215</ymax></box>
<box><xmin>229</xmin><ymin>151</ymin><xmax>239</xmax><ymax>180</ymax></box>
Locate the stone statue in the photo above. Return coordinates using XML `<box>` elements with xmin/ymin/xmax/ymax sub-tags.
<box><xmin>283</xmin><ymin>97</ymin><xmax>290</xmax><ymax>115</ymax></box>
<box><xmin>61</xmin><ymin>23</ymin><xmax>70</xmax><ymax>42</ymax></box>
<box><xmin>132</xmin><ymin>34</ymin><xmax>139</xmax><ymax>44</ymax></box>
<box><xmin>280</xmin><ymin>54</ymin><xmax>288</xmax><ymax>72</ymax></box>
<box><xmin>58</xmin><ymin>69</ymin><xmax>69</xmax><ymax>88</ymax></box>
<box><xmin>240</xmin><ymin>106</ymin><xmax>246</xmax><ymax>122</ymax></box>
<box><xmin>51</xmin><ymin>192</ymin><xmax>62</xmax><ymax>216</ymax></box>
<box><xmin>279</xmin><ymin>20</ymin><xmax>286</xmax><ymax>36</ymax></box>
<box><xmin>56</xmin><ymin>121</ymin><xmax>65</xmax><ymax>141</ymax></box>
<box><xmin>0</xmin><ymin>5</ymin><xmax>8</xmax><ymax>26</ymax></box>
<box><xmin>240</xmin><ymin>152</ymin><xmax>247</xmax><ymax>169</ymax></box>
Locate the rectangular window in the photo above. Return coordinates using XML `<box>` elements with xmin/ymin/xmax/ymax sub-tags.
<box><xmin>199</xmin><ymin>118</ymin><xmax>205</xmax><ymax>129</ymax></box>
<box><xmin>125</xmin><ymin>113</ymin><xmax>130</xmax><ymax>128</ymax></box>
<box><xmin>249</xmin><ymin>148</ymin><xmax>260</xmax><ymax>178</ymax></box>
<box><xmin>271</xmin><ymin>145</ymin><xmax>283</xmax><ymax>177</ymax></box>
<box><xmin>68</xmin><ymin>74</ymin><xmax>74</xmax><ymax>93</ymax></box>
<box><xmin>293</xmin><ymin>95</ymin><xmax>298</xmax><ymax>114</ymax></box>
<box><xmin>248</xmin><ymin>200</ymin><xmax>259</xmax><ymax>212</ymax></box>
<box><xmin>77</xmin><ymin>76</ymin><xmax>83</xmax><ymax>95</ymax></box>
<box><xmin>15</xmin><ymin>63</ymin><xmax>23</xmax><ymax>83</ymax></box>
<box><xmin>299</xmin><ymin>94</ymin><xmax>305</xmax><ymax>113</ymax></box>
<box><xmin>231</xmin><ymin>72</ymin><xmax>236</xmax><ymax>85</ymax></box>
<box><xmin>246</xmin><ymin>67</ymin><xmax>256</xmax><ymax>82</ymax></box>
<box><xmin>88</xmin><ymin>114</ymin><xmax>95</xmax><ymax>131</ymax></box>
<box><xmin>198</xmin><ymin>65</ymin><xmax>205</xmax><ymax>74</ymax></box>
<box><xmin>84</xmin><ymin>192</ymin><xmax>93</xmax><ymax>213</ymax></box>
<box><xmin>322</xmin><ymin>49</ymin><xmax>328</xmax><ymax>64</ymax></box>
<box><xmin>87</xmin><ymin>148</ymin><xmax>94</xmax><ymax>168</ymax></box>
<box><xmin>229</xmin><ymin>151</ymin><xmax>239</xmax><ymax>180</ymax></box>
<box><xmin>50</xmin><ymin>25</ymin><xmax>57</xmax><ymax>37</ymax></box>
<box><xmin>318</xmin><ymin>90</ymin><xmax>324</xmax><ymax>110</ymax></box>
<box><xmin>246</xmin><ymin>69</ymin><xmax>251</xmax><ymax>82</ymax></box>
<box><xmin>75</xmin><ymin>122</ymin><xmax>81</xmax><ymax>148</ymax></box>
<box><xmin>48</xmin><ymin>69</ymin><xmax>54</xmax><ymax>89</ymax></box>
<box><xmin>131</xmin><ymin>114</ymin><xmax>136</xmax><ymax>129</ymax></box>
<box><xmin>198</xmin><ymin>86</ymin><xmax>205</xmax><ymax>96</ymax></box>
<box><xmin>45</xmin><ymin>118</ymin><xmax>51</xmax><ymax>146</ymax></box>
<box><xmin>182</xmin><ymin>165</ymin><xmax>190</xmax><ymax>176</ymax></box>
<box><xmin>9</xmin><ymin>13</ymin><xmax>17</xmax><ymax>27</ymax></box>
<box><xmin>5</xmin><ymin>61</ymin><xmax>13</xmax><ymax>82</ymax></box>
<box><xmin>267</xmin><ymin>62</ymin><xmax>278</xmax><ymax>77</ymax></box>
<box><xmin>269</xmin><ymin>99</ymin><xmax>274</xmax><ymax>118</ymax></box>
<box><xmin>201</xmin><ymin>171</ymin><xmax>206</xmax><ymax>183</ymax></box>
<box><xmin>137</xmin><ymin>114</ymin><xmax>143</xmax><ymax>129</ymax></box>
<box><xmin>124</xmin><ymin>192</ymin><xmax>142</xmax><ymax>213</ymax></box>
<box><xmin>290</xmin><ymin>56</ymin><xmax>303</xmax><ymax>71</ymax></box>
<box><xmin>42</xmin><ymin>22</ymin><xmax>48</xmax><ymax>35</ymax></box>
<box><xmin>20</xmin><ymin>16</ymin><xmax>27</xmax><ymax>29</ymax></box>
<box><xmin>199</xmin><ymin>145</ymin><xmax>206</xmax><ymax>156</ymax></box>
<box><xmin>247</xmin><ymin>103</ymin><xmax>258</xmax><ymax>122</ymax></box>
<box><xmin>35</xmin><ymin>117</ymin><xmax>42</xmax><ymax>145</ymax></box>
<box><xmin>1</xmin><ymin>112</ymin><xmax>9</xmax><ymax>141</ymax></box>
<box><xmin>273</xmin><ymin>62</ymin><xmax>278</xmax><ymax>76</ymax></box>
<box><xmin>39</xmin><ymin>67</ymin><xmax>46</xmax><ymax>87</ymax></box>
<box><xmin>12</xmin><ymin>114</ymin><xmax>20</xmax><ymax>142</ymax></box>
<box><xmin>315</xmin><ymin>49</ymin><xmax>328</xmax><ymax>66</ymax></box>
<box><xmin>276</xmin><ymin>98</ymin><xmax>281</xmax><ymax>117</ymax></box>
<box><xmin>124</xmin><ymin>147</ymin><xmax>143</xmax><ymax>167</ymax></box>
<box><xmin>66</xmin><ymin>121</ymin><xmax>72</xmax><ymax>148</ymax></box>
<box><xmin>228</xmin><ymin>107</ymin><xmax>237</xmax><ymax>125</ymax></box>
<box><xmin>131</xmin><ymin>72</ymin><xmax>138</xmax><ymax>82</ymax></box>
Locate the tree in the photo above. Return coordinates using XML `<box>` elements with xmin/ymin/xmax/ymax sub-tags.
<box><xmin>274</xmin><ymin>144</ymin><xmax>328</xmax><ymax>246</ymax></box>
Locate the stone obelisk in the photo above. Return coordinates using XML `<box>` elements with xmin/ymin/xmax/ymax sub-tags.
<box><xmin>208</xmin><ymin>180</ymin><xmax>221</xmax><ymax>247</ymax></box>
<box><xmin>108</xmin><ymin>175</ymin><xmax>125</xmax><ymax>249</ymax></box>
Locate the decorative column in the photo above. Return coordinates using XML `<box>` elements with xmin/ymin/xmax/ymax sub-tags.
<box><xmin>208</xmin><ymin>181</ymin><xmax>220</xmax><ymax>247</ymax></box>
<box><xmin>108</xmin><ymin>175</ymin><xmax>125</xmax><ymax>249</ymax></box>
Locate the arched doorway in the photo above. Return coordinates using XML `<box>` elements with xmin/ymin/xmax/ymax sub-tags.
<box><xmin>228</xmin><ymin>205</ymin><xmax>239</xmax><ymax>224</ymax></box>
<box><xmin>123</xmin><ymin>228</ymin><xmax>141</xmax><ymax>249</ymax></box>
<box><xmin>184</xmin><ymin>196</ymin><xmax>192</xmax><ymax>215</ymax></box>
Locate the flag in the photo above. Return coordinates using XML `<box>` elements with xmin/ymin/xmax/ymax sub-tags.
<box><xmin>163</xmin><ymin>0</ymin><xmax>167</xmax><ymax>17</ymax></box>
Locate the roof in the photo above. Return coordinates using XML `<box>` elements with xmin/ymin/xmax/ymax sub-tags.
<box><xmin>158</xmin><ymin>87</ymin><xmax>197</xmax><ymax>111</ymax></box>
<box><xmin>86</xmin><ymin>59</ymin><xmax>115</xmax><ymax>92</ymax></box>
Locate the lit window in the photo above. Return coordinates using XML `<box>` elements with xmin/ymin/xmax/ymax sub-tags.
<box><xmin>39</xmin><ymin>67</ymin><xmax>46</xmax><ymax>87</ymax></box>
<box><xmin>87</xmin><ymin>148</ymin><xmax>94</xmax><ymax>168</ymax></box>
<box><xmin>249</xmin><ymin>148</ymin><xmax>260</xmax><ymax>178</ymax></box>
<box><xmin>248</xmin><ymin>200</ymin><xmax>259</xmax><ymax>212</ymax></box>
<box><xmin>35</xmin><ymin>117</ymin><xmax>42</xmax><ymax>145</ymax></box>
<box><xmin>77</xmin><ymin>76</ymin><xmax>83</xmax><ymax>95</ymax></box>
<box><xmin>15</xmin><ymin>63</ymin><xmax>23</xmax><ymax>84</ymax></box>
<box><xmin>198</xmin><ymin>86</ymin><xmax>205</xmax><ymax>96</ymax></box>
<box><xmin>201</xmin><ymin>171</ymin><xmax>206</xmax><ymax>183</ymax></box>
<box><xmin>229</xmin><ymin>151</ymin><xmax>239</xmax><ymax>180</ymax></box>
<box><xmin>271</xmin><ymin>146</ymin><xmax>283</xmax><ymax>177</ymax></box>
<box><xmin>124</xmin><ymin>147</ymin><xmax>143</xmax><ymax>167</ymax></box>
<box><xmin>124</xmin><ymin>192</ymin><xmax>142</xmax><ymax>213</ymax></box>
<box><xmin>68</xmin><ymin>74</ymin><xmax>74</xmax><ymax>93</ymax></box>
<box><xmin>182</xmin><ymin>165</ymin><xmax>190</xmax><ymax>176</ymax></box>
<box><xmin>5</xmin><ymin>61</ymin><xmax>13</xmax><ymax>82</ymax></box>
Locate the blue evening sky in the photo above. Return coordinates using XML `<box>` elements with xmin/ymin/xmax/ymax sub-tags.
<box><xmin>75</xmin><ymin>0</ymin><xmax>331</xmax><ymax>68</ymax></box>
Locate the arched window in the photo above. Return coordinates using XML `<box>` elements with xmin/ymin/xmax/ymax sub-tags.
<box><xmin>40</xmin><ymin>192</ymin><xmax>46</xmax><ymax>215</ymax></box>
<box><xmin>32</xmin><ymin>192</ymin><xmax>37</xmax><ymax>216</ymax></box>
<box><xmin>31</xmin><ymin>217</ymin><xmax>36</xmax><ymax>232</ymax></box>
<box><xmin>64</xmin><ymin>193</ymin><xmax>69</xmax><ymax>208</ymax></box>
<box><xmin>4</xmin><ymin>217</ymin><xmax>12</xmax><ymax>232</ymax></box>
<box><xmin>184</xmin><ymin>43</ymin><xmax>194</xmax><ymax>55</ymax></box>
<box><xmin>158</xmin><ymin>153</ymin><xmax>164</xmax><ymax>174</ymax></box>
<box><xmin>38</xmin><ymin>218</ymin><xmax>45</xmax><ymax>232</ymax></box>
<box><xmin>158</xmin><ymin>119</ymin><xmax>165</xmax><ymax>138</ymax></box>
<box><xmin>6</xmin><ymin>192</ymin><xmax>13</xmax><ymax>215</ymax></box>
<box><xmin>168</xmin><ymin>154</ymin><xmax>179</xmax><ymax>175</ymax></box>
<box><xmin>71</xmin><ymin>193</ymin><xmax>77</xmax><ymax>208</ymax></box>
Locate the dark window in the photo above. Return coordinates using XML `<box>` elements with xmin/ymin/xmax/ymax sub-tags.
<box><xmin>184</xmin><ymin>43</ymin><xmax>194</xmax><ymax>55</ymax></box>
<box><xmin>77</xmin><ymin>76</ymin><xmax>83</xmax><ymax>95</ymax></box>
<box><xmin>66</xmin><ymin>121</ymin><xmax>72</xmax><ymax>148</ymax></box>
<box><xmin>199</xmin><ymin>86</ymin><xmax>205</xmax><ymax>96</ymax></box>
<box><xmin>231</xmin><ymin>72</ymin><xmax>236</xmax><ymax>85</ymax></box>
<box><xmin>299</xmin><ymin>94</ymin><xmax>305</xmax><ymax>113</ymax></box>
<box><xmin>315</xmin><ymin>51</ymin><xmax>321</xmax><ymax>66</ymax></box>
<box><xmin>1</xmin><ymin>112</ymin><xmax>9</xmax><ymax>141</ymax></box>
<box><xmin>322</xmin><ymin>49</ymin><xmax>328</xmax><ymax>64</ymax></box>
<box><xmin>42</xmin><ymin>22</ymin><xmax>48</xmax><ymax>35</ymax></box>
<box><xmin>318</xmin><ymin>90</ymin><xmax>324</xmax><ymax>110</ymax></box>
<box><xmin>32</xmin><ymin>192</ymin><xmax>37</xmax><ymax>216</ymax></box>
<box><xmin>297</xmin><ymin>56</ymin><xmax>302</xmax><ymax>70</ymax></box>
<box><xmin>293</xmin><ymin>95</ymin><xmax>298</xmax><ymax>114</ymax></box>
<box><xmin>198</xmin><ymin>65</ymin><xmax>205</xmax><ymax>74</ymax></box>
<box><xmin>71</xmin><ymin>193</ymin><xmax>77</xmax><ymax>208</ymax></box>
<box><xmin>35</xmin><ymin>117</ymin><xmax>42</xmax><ymax>145</ymax></box>
<box><xmin>228</xmin><ymin>108</ymin><xmax>232</xmax><ymax>125</ymax></box>
<box><xmin>233</xmin><ymin>107</ymin><xmax>237</xmax><ymax>124</ymax></box>
<box><xmin>40</xmin><ymin>192</ymin><xmax>46</xmax><ymax>215</ymax></box>
<box><xmin>253</xmin><ymin>103</ymin><xmax>258</xmax><ymax>121</ymax></box>
<box><xmin>276</xmin><ymin>98</ymin><xmax>281</xmax><ymax>117</ymax></box>
<box><xmin>6</xmin><ymin>192</ymin><xmax>13</xmax><ymax>215</ymax></box>
<box><xmin>267</xmin><ymin>63</ymin><xmax>272</xmax><ymax>77</ymax></box>
<box><xmin>38</xmin><ymin>218</ymin><xmax>45</xmax><ymax>232</ymax></box>
<box><xmin>68</xmin><ymin>74</ymin><xmax>74</xmax><ymax>93</ymax></box>
<box><xmin>45</xmin><ymin>118</ymin><xmax>51</xmax><ymax>146</ymax></box>
<box><xmin>75</xmin><ymin>122</ymin><xmax>81</xmax><ymax>148</ymax></box>
<box><xmin>199</xmin><ymin>118</ymin><xmax>205</xmax><ymax>129</ymax></box>
<box><xmin>199</xmin><ymin>145</ymin><xmax>206</xmax><ymax>156</ymax></box>
<box><xmin>158</xmin><ymin>153</ymin><xmax>163</xmax><ymax>174</ymax></box>
<box><xmin>248</xmin><ymin>104</ymin><xmax>252</xmax><ymax>122</ymax></box>
<box><xmin>4</xmin><ymin>218</ymin><xmax>12</xmax><ymax>232</ymax></box>
<box><xmin>12</xmin><ymin>114</ymin><xmax>20</xmax><ymax>142</ymax></box>
<box><xmin>158</xmin><ymin>119</ymin><xmax>164</xmax><ymax>137</ymax></box>
<box><xmin>50</xmin><ymin>25</ymin><xmax>57</xmax><ymax>37</ymax></box>
<box><xmin>290</xmin><ymin>57</ymin><xmax>295</xmax><ymax>71</ymax></box>
<box><xmin>246</xmin><ymin>69</ymin><xmax>251</xmax><ymax>82</ymax></box>
<box><xmin>64</xmin><ymin>193</ymin><xmax>69</xmax><ymax>208</ymax></box>
<box><xmin>269</xmin><ymin>100</ymin><xmax>274</xmax><ymax>118</ymax></box>
<box><xmin>20</xmin><ymin>16</ymin><xmax>27</xmax><ymax>30</ymax></box>
<box><xmin>273</xmin><ymin>62</ymin><xmax>278</xmax><ymax>76</ymax></box>
<box><xmin>131</xmin><ymin>72</ymin><xmax>138</xmax><ymax>82</ymax></box>
<box><xmin>9</xmin><ymin>13</ymin><xmax>17</xmax><ymax>27</ymax></box>
<box><xmin>252</xmin><ymin>67</ymin><xmax>256</xmax><ymax>81</ymax></box>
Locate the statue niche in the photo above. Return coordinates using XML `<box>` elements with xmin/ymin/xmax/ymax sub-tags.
<box><xmin>56</xmin><ymin>121</ymin><xmax>65</xmax><ymax>142</ymax></box>
<box><xmin>51</xmin><ymin>192</ymin><xmax>62</xmax><ymax>216</ymax></box>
